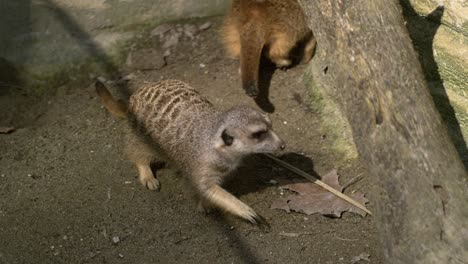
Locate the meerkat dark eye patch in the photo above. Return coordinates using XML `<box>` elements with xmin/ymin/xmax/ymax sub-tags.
<box><xmin>221</xmin><ymin>129</ymin><xmax>234</xmax><ymax>146</ymax></box>
<box><xmin>251</xmin><ymin>130</ymin><xmax>267</xmax><ymax>139</ymax></box>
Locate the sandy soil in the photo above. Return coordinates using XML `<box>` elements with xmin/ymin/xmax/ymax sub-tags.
<box><xmin>0</xmin><ymin>18</ymin><xmax>382</xmax><ymax>264</ymax></box>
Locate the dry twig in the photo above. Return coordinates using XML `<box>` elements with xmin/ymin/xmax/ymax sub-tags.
<box><xmin>265</xmin><ymin>154</ymin><xmax>372</xmax><ymax>215</ymax></box>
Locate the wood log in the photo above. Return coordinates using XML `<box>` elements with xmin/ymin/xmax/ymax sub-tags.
<box><xmin>297</xmin><ymin>0</ymin><xmax>468</xmax><ymax>263</ymax></box>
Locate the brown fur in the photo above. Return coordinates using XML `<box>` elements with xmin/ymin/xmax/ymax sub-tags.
<box><xmin>95</xmin><ymin>80</ymin><xmax>285</xmax><ymax>225</ymax></box>
<box><xmin>221</xmin><ymin>0</ymin><xmax>316</xmax><ymax>97</ymax></box>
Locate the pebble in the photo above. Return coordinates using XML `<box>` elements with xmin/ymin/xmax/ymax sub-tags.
<box><xmin>199</xmin><ymin>22</ymin><xmax>212</xmax><ymax>30</ymax></box>
<box><xmin>126</xmin><ymin>48</ymin><xmax>166</xmax><ymax>70</ymax></box>
<box><xmin>150</xmin><ymin>24</ymin><xmax>173</xmax><ymax>37</ymax></box>
<box><xmin>122</xmin><ymin>73</ymin><xmax>136</xmax><ymax>81</ymax></box>
<box><xmin>163</xmin><ymin>32</ymin><xmax>180</xmax><ymax>49</ymax></box>
<box><xmin>112</xmin><ymin>236</ymin><xmax>120</xmax><ymax>245</ymax></box>
<box><xmin>118</xmin><ymin>253</ymin><xmax>124</xmax><ymax>258</ymax></box>
<box><xmin>183</xmin><ymin>24</ymin><xmax>199</xmax><ymax>39</ymax></box>
<box><xmin>279</xmin><ymin>187</ymin><xmax>284</xmax><ymax>195</ymax></box>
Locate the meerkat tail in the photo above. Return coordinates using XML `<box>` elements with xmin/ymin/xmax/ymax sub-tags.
<box><xmin>203</xmin><ymin>184</ymin><xmax>265</xmax><ymax>224</ymax></box>
<box><xmin>240</xmin><ymin>24</ymin><xmax>265</xmax><ymax>97</ymax></box>
<box><xmin>95</xmin><ymin>81</ymin><xmax>127</xmax><ymax>118</ymax></box>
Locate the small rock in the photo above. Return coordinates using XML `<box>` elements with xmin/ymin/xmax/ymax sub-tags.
<box><xmin>199</xmin><ymin>22</ymin><xmax>212</xmax><ymax>30</ymax></box>
<box><xmin>183</xmin><ymin>24</ymin><xmax>199</xmax><ymax>39</ymax></box>
<box><xmin>199</xmin><ymin>63</ymin><xmax>206</xmax><ymax>68</ymax></box>
<box><xmin>163</xmin><ymin>32</ymin><xmax>180</xmax><ymax>49</ymax></box>
<box><xmin>126</xmin><ymin>48</ymin><xmax>166</xmax><ymax>71</ymax></box>
<box><xmin>351</xmin><ymin>253</ymin><xmax>370</xmax><ymax>263</ymax></box>
<box><xmin>150</xmin><ymin>24</ymin><xmax>173</xmax><ymax>37</ymax></box>
<box><xmin>88</xmin><ymin>73</ymin><xmax>96</xmax><ymax>80</ymax></box>
<box><xmin>97</xmin><ymin>76</ymin><xmax>106</xmax><ymax>83</ymax></box>
<box><xmin>112</xmin><ymin>236</ymin><xmax>120</xmax><ymax>245</ymax></box>
<box><xmin>122</xmin><ymin>73</ymin><xmax>136</xmax><ymax>81</ymax></box>
<box><xmin>27</xmin><ymin>173</ymin><xmax>41</xmax><ymax>180</ymax></box>
<box><xmin>163</xmin><ymin>50</ymin><xmax>171</xmax><ymax>57</ymax></box>
<box><xmin>118</xmin><ymin>253</ymin><xmax>124</xmax><ymax>258</ymax></box>
<box><xmin>268</xmin><ymin>179</ymin><xmax>278</xmax><ymax>185</ymax></box>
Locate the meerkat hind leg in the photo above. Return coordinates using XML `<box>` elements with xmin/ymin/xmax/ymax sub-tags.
<box><xmin>136</xmin><ymin>163</ymin><xmax>160</xmax><ymax>191</ymax></box>
<box><xmin>126</xmin><ymin>134</ymin><xmax>161</xmax><ymax>191</ymax></box>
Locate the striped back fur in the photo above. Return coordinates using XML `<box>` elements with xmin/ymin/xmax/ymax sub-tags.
<box><xmin>128</xmin><ymin>80</ymin><xmax>216</xmax><ymax>159</ymax></box>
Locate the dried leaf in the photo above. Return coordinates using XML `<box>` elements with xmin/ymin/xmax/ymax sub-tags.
<box><xmin>0</xmin><ymin>127</ymin><xmax>15</xmax><ymax>134</ymax></box>
<box><xmin>271</xmin><ymin>197</ymin><xmax>290</xmax><ymax>213</ymax></box>
<box><xmin>271</xmin><ymin>170</ymin><xmax>369</xmax><ymax>217</ymax></box>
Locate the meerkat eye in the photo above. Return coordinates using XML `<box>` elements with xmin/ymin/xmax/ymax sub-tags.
<box><xmin>251</xmin><ymin>130</ymin><xmax>268</xmax><ymax>139</ymax></box>
<box><xmin>221</xmin><ymin>129</ymin><xmax>234</xmax><ymax>146</ymax></box>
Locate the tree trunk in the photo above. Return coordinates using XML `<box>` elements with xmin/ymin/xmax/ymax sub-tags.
<box><xmin>297</xmin><ymin>0</ymin><xmax>468</xmax><ymax>263</ymax></box>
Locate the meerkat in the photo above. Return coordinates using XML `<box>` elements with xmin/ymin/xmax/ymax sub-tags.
<box><xmin>221</xmin><ymin>0</ymin><xmax>316</xmax><ymax>97</ymax></box>
<box><xmin>95</xmin><ymin>80</ymin><xmax>285</xmax><ymax>225</ymax></box>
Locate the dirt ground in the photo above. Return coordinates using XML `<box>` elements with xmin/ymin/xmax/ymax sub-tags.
<box><xmin>0</xmin><ymin>18</ymin><xmax>383</xmax><ymax>264</ymax></box>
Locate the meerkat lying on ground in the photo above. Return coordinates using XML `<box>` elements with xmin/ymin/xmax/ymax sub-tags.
<box><xmin>221</xmin><ymin>0</ymin><xmax>316</xmax><ymax>97</ymax></box>
<box><xmin>96</xmin><ymin>79</ymin><xmax>285</xmax><ymax>225</ymax></box>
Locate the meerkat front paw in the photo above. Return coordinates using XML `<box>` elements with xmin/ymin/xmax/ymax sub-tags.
<box><xmin>136</xmin><ymin>164</ymin><xmax>161</xmax><ymax>191</ymax></box>
<box><xmin>197</xmin><ymin>199</ymin><xmax>213</xmax><ymax>214</ymax></box>
<box><xmin>139</xmin><ymin>176</ymin><xmax>161</xmax><ymax>191</ymax></box>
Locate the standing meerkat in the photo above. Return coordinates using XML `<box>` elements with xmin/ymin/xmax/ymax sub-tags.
<box><xmin>221</xmin><ymin>0</ymin><xmax>316</xmax><ymax>97</ymax></box>
<box><xmin>96</xmin><ymin>80</ymin><xmax>285</xmax><ymax>225</ymax></box>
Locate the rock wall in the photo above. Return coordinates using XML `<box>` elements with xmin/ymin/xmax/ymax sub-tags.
<box><xmin>0</xmin><ymin>0</ymin><xmax>230</xmax><ymax>88</ymax></box>
<box><xmin>402</xmin><ymin>0</ymin><xmax>467</xmax><ymax>164</ymax></box>
<box><xmin>304</xmin><ymin>0</ymin><xmax>467</xmax><ymax>164</ymax></box>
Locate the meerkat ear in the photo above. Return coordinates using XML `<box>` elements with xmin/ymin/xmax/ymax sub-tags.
<box><xmin>221</xmin><ymin>129</ymin><xmax>234</xmax><ymax>146</ymax></box>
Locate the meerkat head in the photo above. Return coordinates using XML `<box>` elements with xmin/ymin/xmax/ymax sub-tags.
<box><xmin>215</xmin><ymin>106</ymin><xmax>285</xmax><ymax>157</ymax></box>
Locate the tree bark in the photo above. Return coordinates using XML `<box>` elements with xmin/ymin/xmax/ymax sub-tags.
<box><xmin>298</xmin><ymin>0</ymin><xmax>468</xmax><ymax>263</ymax></box>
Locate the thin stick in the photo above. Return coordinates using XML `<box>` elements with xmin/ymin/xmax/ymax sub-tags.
<box><xmin>342</xmin><ymin>174</ymin><xmax>364</xmax><ymax>191</ymax></box>
<box><xmin>265</xmin><ymin>154</ymin><xmax>372</xmax><ymax>215</ymax></box>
